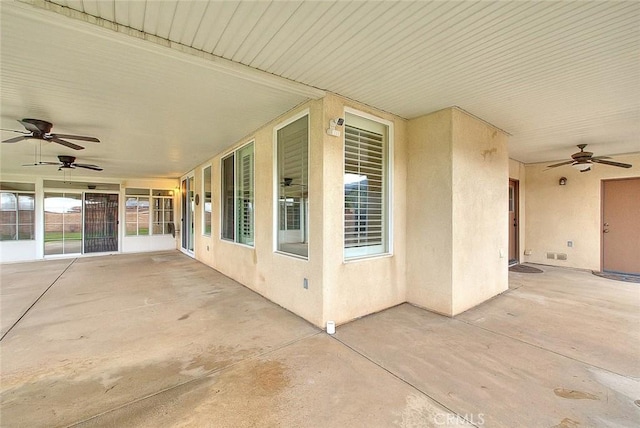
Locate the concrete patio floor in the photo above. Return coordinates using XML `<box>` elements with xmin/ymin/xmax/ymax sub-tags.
<box><xmin>1</xmin><ymin>251</ymin><xmax>638</xmax><ymax>427</ymax></box>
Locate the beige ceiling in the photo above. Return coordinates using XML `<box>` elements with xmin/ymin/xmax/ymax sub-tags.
<box><xmin>1</xmin><ymin>0</ymin><xmax>639</xmax><ymax>180</ymax></box>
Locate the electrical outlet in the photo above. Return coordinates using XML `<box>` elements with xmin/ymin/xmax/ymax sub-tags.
<box><xmin>303</xmin><ymin>278</ymin><xmax>308</xmax><ymax>289</ymax></box>
<box><xmin>567</xmin><ymin>241</ymin><xmax>573</xmax><ymax>248</ymax></box>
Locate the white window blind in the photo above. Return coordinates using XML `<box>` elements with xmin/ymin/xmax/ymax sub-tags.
<box><xmin>237</xmin><ymin>143</ymin><xmax>254</xmax><ymax>245</ymax></box>
<box><xmin>344</xmin><ymin>114</ymin><xmax>388</xmax><ymax>259</ymax></box>
<box><xmin>222</xmin><ymin>142</ymin><xmax>254</xmax><ymax>246</ymax></box>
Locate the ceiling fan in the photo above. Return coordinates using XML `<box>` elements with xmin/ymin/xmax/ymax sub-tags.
<box><xmin>547</xmin><ymin>144</ymin><xmax>633</xmax><ymax>172</ymax></box>
<box><xmin>24</xmin><ymin>155</ymin><xmax>103</xmax><ymax>171</ymax></box>
<box><xmin>2</xmin><ymin>118</ymin><xmax>100</xmax><ymax>150</ymax></box>
<box><xmin>280</xmin><ymin>177</ymin><xmax>307</xmax><ymax>187</ymax></box>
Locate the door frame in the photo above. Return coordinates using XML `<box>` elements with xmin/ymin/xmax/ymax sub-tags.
<box><xmin>508</xmin><ymin>179</ymin><xmax>519</xmax><ymax>265</ymax></box>
<box><xmin>180</xmin><ymin>171</ymin><xmax>195</xmax><ymax>257</ymax></box>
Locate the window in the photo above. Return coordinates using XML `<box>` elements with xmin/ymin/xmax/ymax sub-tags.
<box><xmin>125</xmin><ymin>189</ymin><xmax>149</xmax><ymax>236</ymax></box>
<box><xmin>344</xmin><ymin>112</ymin><xmax>390</xmax><ymax>259</ymax></box>
<box><xmin>222</xmin><ymin>155</ymin><xmax>234</xmax><ymax>240</ymax></box>
<box><xmin>0</xmin><ymin>183</ymin><xmax>35</xmax><ymax>241</ymax></box>
<box><xmin>124</xmin><ymin>189</ymin><xmax>150</xmax><ymax>236</ymax></box>
<box><xmin>125</xmin><ymin>188</ymin><xmax>174</xmax><ymax>235</ymax></box>
<box><xmin>152</xmin><ymin>190</ymin><xmax>174</xmax><ymax>235</ymax></box>
<box><xmin>276</xmin><ymin>114</ymin><xmax>308</xmax><ymax>257</ymax></box>
<box><xmin>221</xmin><ymin>142</ymin><xmax>254</xmax><ymax>246</ymax></box>
<box><xmin>203</xmin><ymin>166</ymin><xmax>212</xmax><ymax>236</ymax></box>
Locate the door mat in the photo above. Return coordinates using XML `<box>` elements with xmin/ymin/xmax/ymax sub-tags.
<box><xmin>592</xmin><ymin>271</ymin><xmax>640</xmax><ymax>283</ymax></box>
<box><xmin>509</xmin><ymin>264</ymin><xmax>544</xmax><ymax>273</ymax></box>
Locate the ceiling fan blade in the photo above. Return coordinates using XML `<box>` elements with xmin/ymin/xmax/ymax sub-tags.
<box><xmin>50</xmin><ymin>137</ymin><xmax>85</xmax><ymax>150</ymax></box>
<box><xmin>52</xmin><ymin>133</ymin><xmax>100</xmax><ymax>143</ymax></box>
<box><xmin>2</xmin><ymin>135</ymin><xmax>29</xmax><ymax>143</ymax></box>
<box><xmin>590</xmin><ymin>155</ymin><xmax>611</xmax><ymax>160</ymax></box>
<box><xmin>1</xmin><ymin>128</ymin><xmax>29</xmax><ymax>134</ymax></box>
<box><xmin>547</xmin><ymin>160</ymin><xmax>574</xmax><ymax>168</ymax></box>
<box><xmin>74</xmin><ymin>163</ymin><xmax>103</xmax><ymax>171</ymax></box>
<box><xmin>591</xmin><ymin>159</ymin><xmax>632</xmax><ymax>168</ymax></box>
<box><xmin>21</xmin><ymin>162</ymin><xmax>59</xmax><ymax>166</ymax></box>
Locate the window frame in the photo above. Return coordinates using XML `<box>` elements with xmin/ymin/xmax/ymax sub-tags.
<box><xmin>220</xmin><ymin>140</ymin><xmax>255</xmax><ymax>247</ymax></box>
<box><xmin>342</xmin><ymin>108</ymin><xmax>394</xmax><ymax>261</ymax></box>
<box><xmin>0</xmin><ymin>186</ymin><xmax>36</xmax><ymax>241</ymax></box>
<box><xmin>202</xmin><ymin>165</ymin><xmax>212</xmax><ymax>237</ymax></box>
<box><xmin>124</xmin><ymin>195</ymin><xmax>150</xmax><ymax>236</ymax></box>
<box><xmin>125</xmin><ymin>188</ymin><xmax>174</xmax><ymax>236</ymax></box>
<box><xmin>273</xmin><ymin>110</ymin><xmax>310</xmax><ymax>259</ymax></box>
<box><xmin>151</xmin><ymin>189</ymin><xmax>174</xmax><ymax>235</ymax></box>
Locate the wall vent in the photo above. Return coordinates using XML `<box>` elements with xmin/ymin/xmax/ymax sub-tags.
<box><xmin>546</xmin><ymin>252</ymin><xmax>556</xmax><ymax>259</ymax></box>
<box><xmin>557</xmin><ymin>253</ymin><xmax>567</xmax><ymax>261</ymax></box>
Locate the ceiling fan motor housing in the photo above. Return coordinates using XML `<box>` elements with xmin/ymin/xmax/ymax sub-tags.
<box><xmin>58</xmin><ymin>155</ymin><xmax>76</xmax><ymax>164</ymax></box>
<box><xmin>21</xmin><ymin>118</ymin><xmax>53</xmax><ymax>135</ymax></box>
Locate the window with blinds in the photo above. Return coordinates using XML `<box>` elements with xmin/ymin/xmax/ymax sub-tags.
<box><xmin>221</xmin><ymin>142</ymin><xmax>254</xmax><ymax>246</ymax></box>
<box><xmin>237</xmin><ymin>143</ymin><xmax>254</xmax><ymax>245</ymax></box>
<box><xmin>276</xmin><ymin>114</ymin><xmax>309</xmax><ymax>258</ymax></box>
<box><xmin>344</xmin><ymin>113</ymin><xmax>389</xmax><ymax>259</ymax></box>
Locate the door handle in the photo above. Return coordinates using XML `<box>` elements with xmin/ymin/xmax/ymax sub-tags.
<box><xmin>603</xmin><ymin>229</ymin><xmax>610</xmax><ymax>233</ymax></box>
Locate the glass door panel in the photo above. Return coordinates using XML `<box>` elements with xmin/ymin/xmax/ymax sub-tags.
<box><xmin>44</xmin><ymin>192</ymin><xmax>82</xmax><ymax>255</ymax></box>
<box><xmin>181</xmin><ymin>175</ymin><xmax>195</xmax><ymax>254</ymax></box>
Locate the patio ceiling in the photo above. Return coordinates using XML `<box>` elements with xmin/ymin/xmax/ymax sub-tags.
<box><xmin>1</xmin><ymin>0</ymin><xmax>638</xmax><ymax>179</ymax></box>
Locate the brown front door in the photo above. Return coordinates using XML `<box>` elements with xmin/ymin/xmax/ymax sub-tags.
<box><xmin>509</xmin><ymin>179</ymin><xmax>519</xmax><ymax>263</ymax></box>
<box><xmin>602</xmin><ymin>178</ymin><xmax>640</xmax><ymax>274</ymax></box>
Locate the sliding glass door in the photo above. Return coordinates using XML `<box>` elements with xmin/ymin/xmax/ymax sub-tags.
<box><xmin>44</xmin><ymin>192</ymin><xmax>119</xmax><ymax>255</ymax></box>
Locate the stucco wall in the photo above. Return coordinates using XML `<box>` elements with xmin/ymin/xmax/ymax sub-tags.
<box><xmin>190</xmin><ymin>94</ymin><xmax>408</xmax><ymax>328</ymax></box>
<box><xmin>406</xmin><ymin>108</ymin><xmax>509</xmax><ymax>316</ymax></box>
<box><xmin>406</xmin><ymin>109</ymin><xmax>454</xmax><ymax>314</ymax></box>
<box><xmin>192</xmin><ymin>100</ymin><xmax>325</xmax><ymax>327</ymax></box>
<box><xmin>450</xmin><ymin>108</ymin><xmax>509</xmax><ymax>314</ymax></box>
<box><xmin>524</xmin><ymin>153</ymin><xmax>640</xmax><ymax>270</ymax></box>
